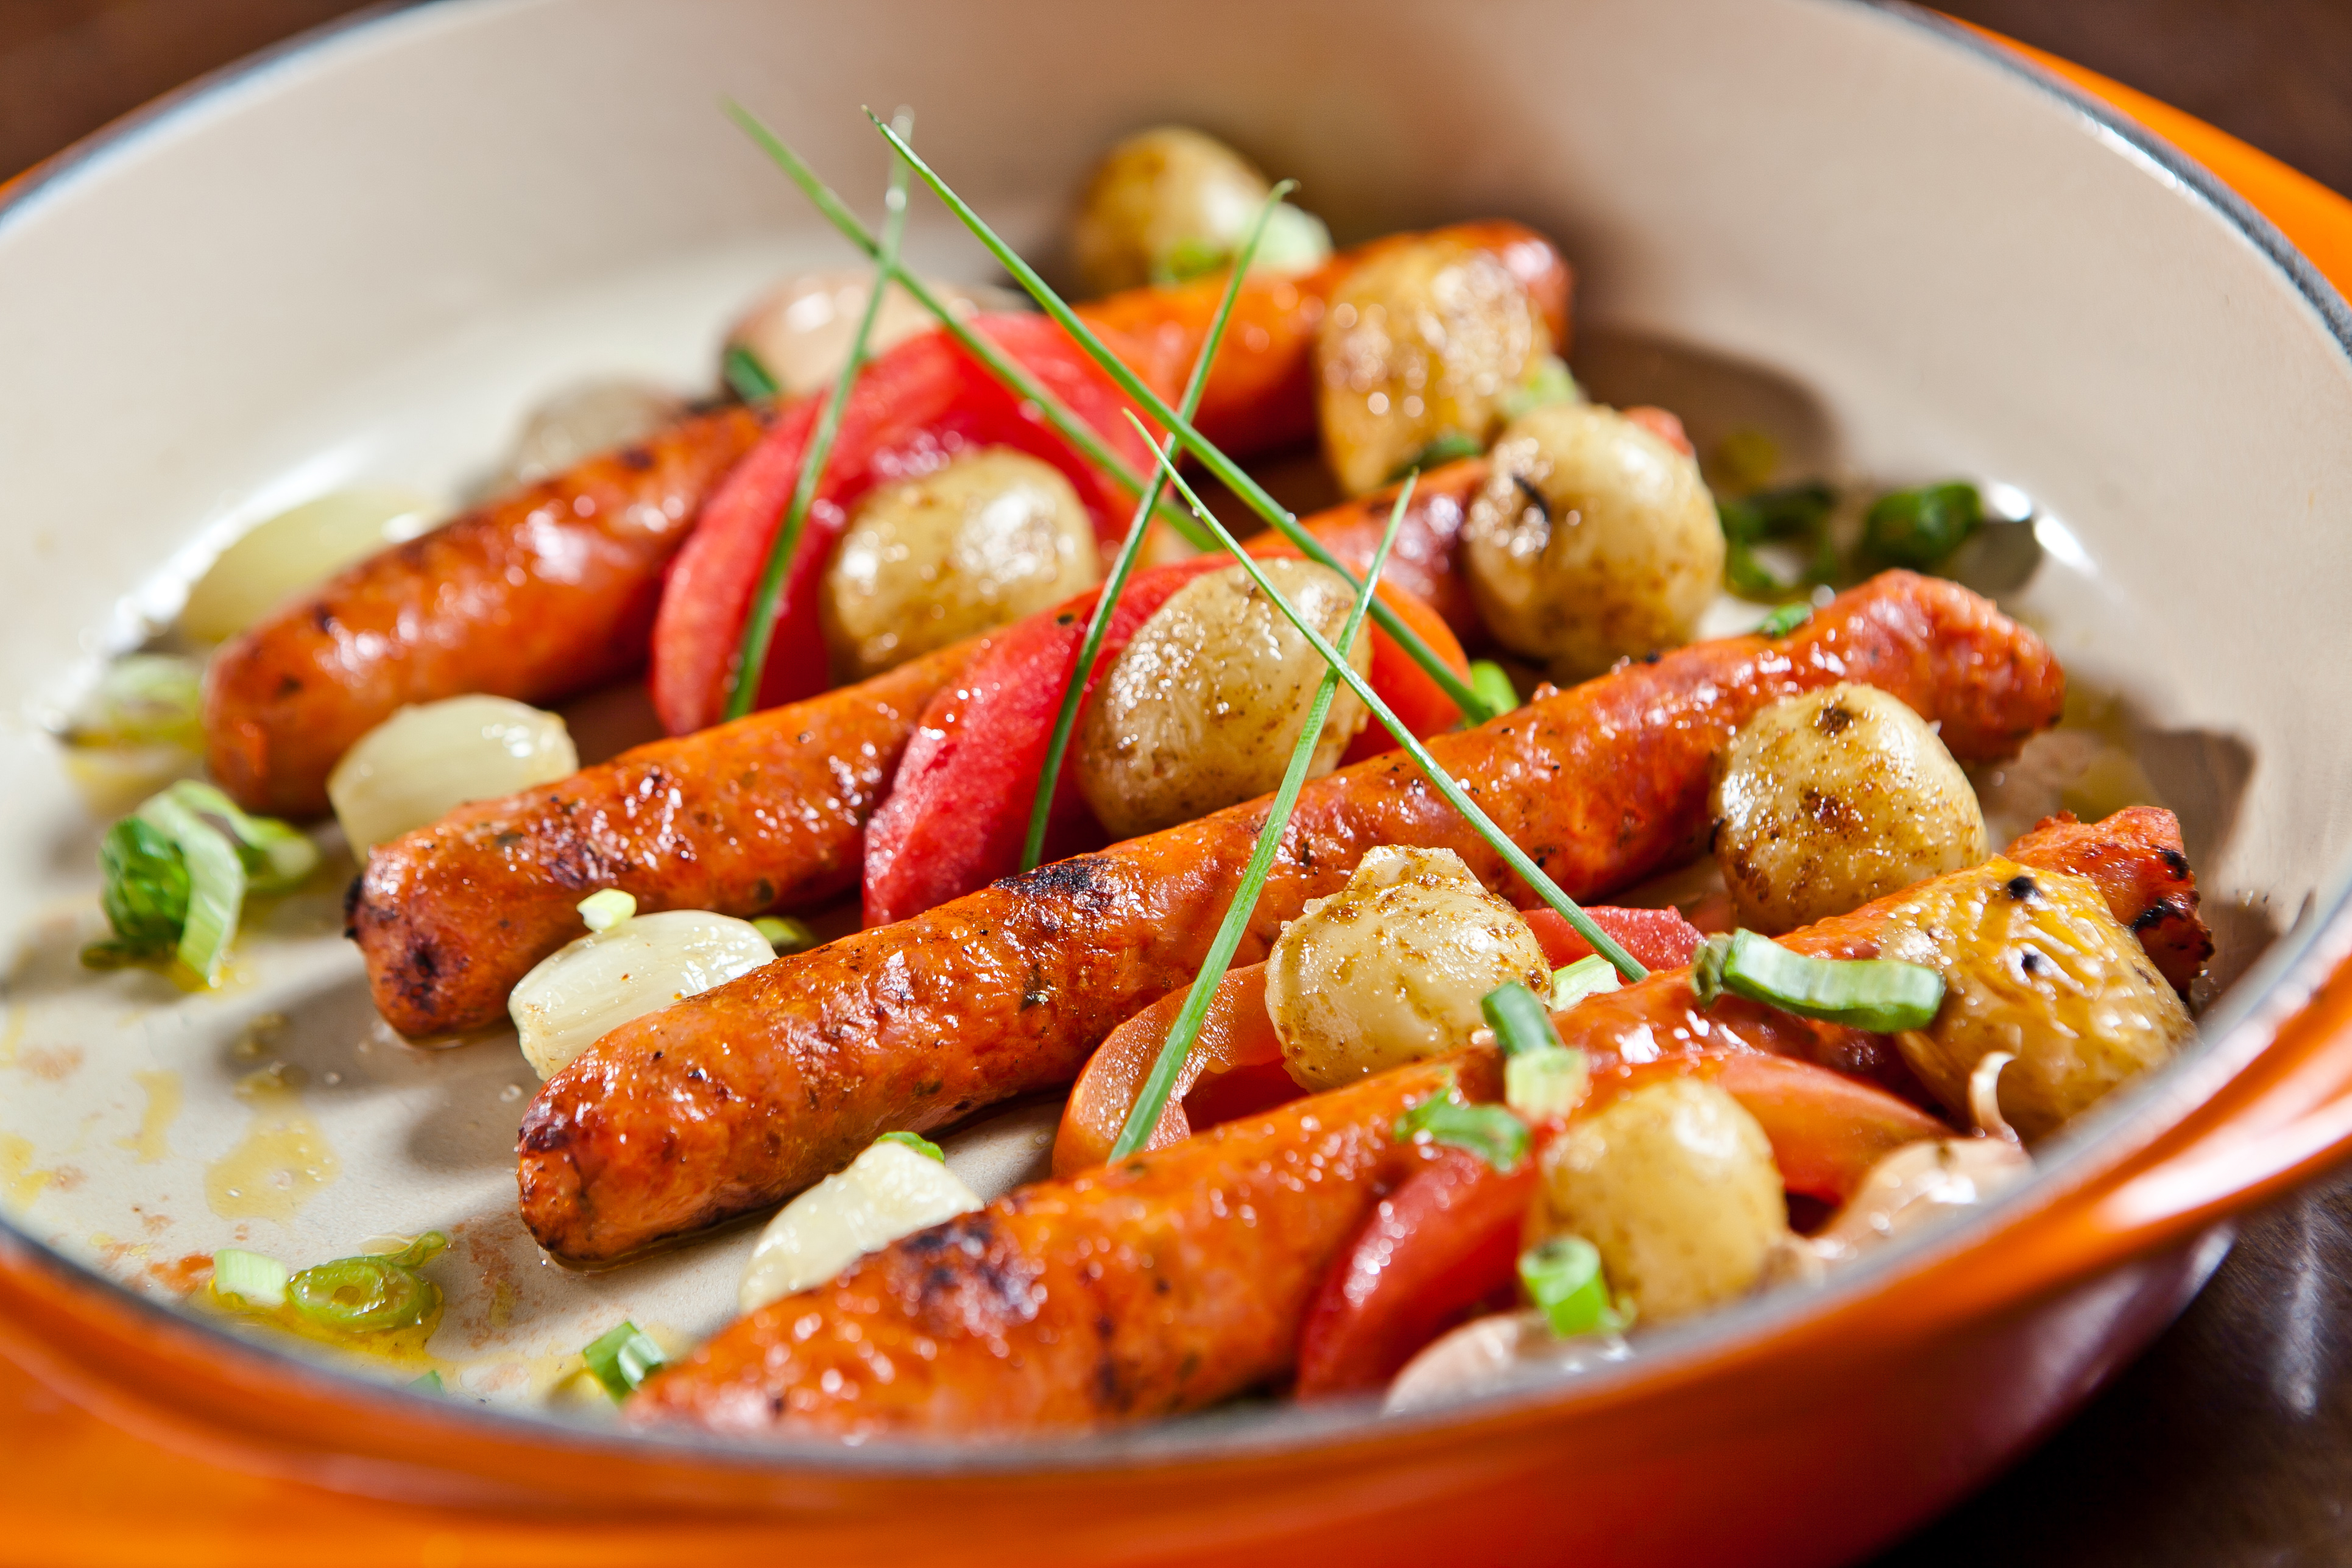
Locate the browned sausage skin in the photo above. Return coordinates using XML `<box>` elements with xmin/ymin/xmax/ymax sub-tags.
<box><xmin>516</xmin><ymin>571</ymin><xmax>2064</xmax><ymax>1265</ymax></box>
<box><xmin>205</xmin><ymin>406</ymin><xmax>769</xmax><ymax>817</ymax></box>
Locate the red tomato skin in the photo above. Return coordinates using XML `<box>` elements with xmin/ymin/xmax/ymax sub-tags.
<box><xmin>1525</xmin><ymin>904</ymin><xmax>1704</xmax><ymax>973</ymax></box>
<box><xmin>1334</xmin><ymin>582</ymin><xmax>1469</xmax><ymax>767</ymax></box>
<box><xmin>1294</xmin><ymin>1146</ymin><xmax>1539</xmax><ymax>1397</ymax></box>
<box><xmin>649</xmin><ymin>316</ymin><xmax>1168</xmax><ymax>736</ymax></box>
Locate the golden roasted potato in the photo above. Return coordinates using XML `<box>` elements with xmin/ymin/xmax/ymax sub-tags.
<box><xmin>1711</xmin><ymin>682</ymin><xmax>1990</xmax><ymax>934</ymax></box>
<box><xmin>1878</xmin><ymin>858</ymin><xmax>2193</xmax><ymax>1142</ymax></box>
<box><xmin>820</xmin><ymin>448</ymin><xmax>1098</xmax><ymax>681</ymax></box>
<box><xmin>1077</xmin><ymin>559</ymin><xmax>1369</xmax><ymax>839</ymax></box>
<box><xmin>1462</xmin><ymin>402</ymin><xmax>1723</xmax><ymax>679</ymax></box>
<box><xmin>1265</xmin><ymin>846</ymin><xmax>1551</xmax><ymax>1090</ymax></box>
<box><xmin>1315</xmin><ymin>236</ymin><xmax>1549</xmax><ymax>495</ymax></box>
<box><xmin>1531</xmin><ymin>1078</ymin><xmax>1789</xmax><ymax>1325</ymax></box>
<box><xmin>1072</xmin><ymin>127</ymin><xmax>1275</xmax><ymax>295</ymax></box>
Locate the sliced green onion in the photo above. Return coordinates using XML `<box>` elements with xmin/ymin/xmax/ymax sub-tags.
<box><xmin>1691</xmin><ymin>929</ymin><xmax>1945</xmax><ymax>1033</ymax></box>
<box><xmin>1502</xmin><ymin>356</ymin><xmax>1580</xmax><ymax>421</ymax></box>
<box><xmin>1137</xmin><ymin>433</ymin><xmax>1650</xmax><ymax>986</ymax></box>
<box><xmin>1550</xmin><ymin>953</ymin><xmax>1622</xmax><ymax>1011</ymax></box>
<box><xmin>1385</xmin><ymin>429</ymin><xmax>1484</xmax><ymax>483</ymax></box>
<box><xmin>1756</xmin><ymin>601</ymin><xmax>1813</xmax><ymax>638</ymax></box>
<box><xmin>582</xmin><ymin>1321</ymin><xmax>667</xmax><ymax>1401</ymax></box>
<box><xmin>1107</xmin><ymin>477</ymin><xmax>1418</xmax><ymax>1161</ymax></box>
<box><xmin>93</xmin><ymin>816</ymin><xmax>189</xmax><ymax>957</ymax></box>
<box><xmin>865</xmin><ymin>113</ymin><xmax>1497</xmax><ymax>727</ymax></box>
<box><xmin>1480</xmin><ymin>979</ymin><xmax>1564</xmax><ymax>1058</ymax></box>
<box><xmin>376</xmin><ymin>1231</ymin><xmax>450</xmax><ymax>1269</ymax></box>
<box><xmin>875</xmin><ymin>1129</ymin><xmax>946</xmax><ymax>1162</ymax></box>
<box><xmin>754</xmin><ymin>914</ymin><xmax>816</xmax><ymax>953</ymax></box>
<box><xmin>1018</xmin><ymin>182</ymin><xmax>1292</xmax><ymax>872</ymax></box>
<box><xmin>577</xmin><ymin>888</ymin><xmax>637</xmax><ymax>932</ymax></box>
<box><xmin>1518</xmin><ymin>1235</ymin><xmax>1631</xmax><ymax>1338</ymax></box>
<box><xmin>210</xmin><ymin>1248</ymin><xmax>288</xmax><ymax>1310</ymax></box>
<box><xmin>724</xmin><ymin>111</ymin><xmax>916</xmax><ymax>722</ymax></box>
<box><xmin>163</xmin><ymin>780</ymin><xmax>319</xmax><ymax>892</ymax></box>
<box><xmin>409</xmin><ymin>1369</ymin><xmax>446</xmax><ymax>1394</ymax></box>
<box><xmin>1717</xmin><ymin>481</ymin><xmax>1838</xmax><ymax>604</ymax></box>
<box><xmin>65</xmin><ymin>654</ymin><xmax>205</xmax><ymax>751</ymax></box>
<box><xmin>288</xmin><ymin>1253</ymin><xmax>439</xmax><ymax>1335</ymax></box>
<box><xmin>1505</xmin><ymin>1046</ymin><xmax>1588</xmax><ymax>1122</ymax></box>
<box><xmin>722</xmin><ymin>342</ymin><xmax>780</xmax><ymax>404</ymax></box>
<box><xmin>132</xmin><ymin>790</ymin><xmax>245</xmax><ymax>986</ymax></box>
<box><xmin>1393</xmin><ymin>1081</ymin><xmax>1530</xmax><ymax>1173</ymax></box>
<box><xmin>1863</xmin><ymin>480</ymin><xmax>1982</xmax><ymax>570</ymax></box>
<box><xmin>1467</xmin><ymin>661</ymin><xmax>1519</xmax><ymax>720</ymax></box>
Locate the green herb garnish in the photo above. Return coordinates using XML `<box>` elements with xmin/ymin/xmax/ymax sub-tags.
<box><xmin>1691</xmin><ymin>929</ymin><xmax>1945</xmax><ymax>1033</ymax></box>
<box><xmin>1519</xmin><ymin>1235</ymin><xmax>1632</xmax><ymax>1337</ymax></box>
<box><xmin>87</xmin><ymin>780</ymin><xmax>318</xmax><ymax>984</ymax></box>
<box><xmin>1548</xmin><ymin>953</ymin><xmax>1622</xmax><ymax>1011</ymax></box>
<box><xmin>1717</xmin><ymin>481</ymin><xmax>1840</xmax><ymax>604</ymax></box>
<box><xmin>576</xmin><ymin>888</ymin><xmax>637</xmax><ymax>931</ymax></box>
<box><xmin>1504</xmin><ymin>1046</ymin><xmax>1588</xmax><ymax>1121</ymax></box>
<box><xmin>209</xmin><ymin>1247</ymin><xmax>289</xmax><ymax>1310</ymax></box>
<box><xmin>875</xmin><ymin>1129</ymin><xmax>946</xmax><ymax>1162</ymax></box>
<box><xmin>1862</xmin><ymin>481</ymin><xmax>1982</xmax><ymax>570</ymax></box>
<box><xmin>1480</xmin><ymin>979</ymin><xmax>1563</xmax><ymax>1058</ymax></box>
<box><xmin>286</xmin><ymin>1232</ymin><xmax>446</xmax><ymax>1335</ymax></box>
<box><xmin>582</xmin><ymin>1321</ymin><xmax>668</xmax><ymax>1402</ymax></box>
<box><xmin>1393</xmin><ymin>1080</ymin><xmax>1530</xmax><ymax>1173</ymax></box>
<box><xmin>1756</xmin><ymin>601</ymin><xmax>1814</xmax><ymax>638</ymax></box>
<box><xmin>96</xmin><ymin>816</ymin><xmax>190</xmax><ymax>955</ymax></box>
<box><xmin>1018</xmin><ymin>182</ymin><xmax>1293</xmax><ymax>872</ymax></box>
<box><xmin>721</xmin><ymin>341</ymin><xmax>780</xmax><ymax>404</ymax></box>
<box><xmin>1385</xmin><ymin>429</ymin><xmax>1484</xmax><ymax>482</ymax></box>
<box><xmin>409</xmin><ymin>1370</ymin><xmax>446</xmax><ymax>1394</ymax></box>
<box><xmin>1467</xmin><ymin>660</ymin><xmax>1519</xmax><ymax>720</ymax></box>
<box><xmin>1106</xmin><ymin>476</ymin><xmax>1418</xmax><ymax>1161</ymax></box>
<box><xmin>753</xmin><ymin>914</ymin><xmax>816</xmax><ymax>953</ymax></box>
<box><xmin>65</xmin><ymin>654</ymin><xmax>204</xmax><ymax>750</ymax></box>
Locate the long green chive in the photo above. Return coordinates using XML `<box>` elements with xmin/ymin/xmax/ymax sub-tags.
<box><xmin>1691</xmin><ymin>929</ymin><xmax>1944</xmax><ymax>1033</ymax></box>
<box><xmin>722</xmin><ymin>103</ymin><xmax>1213</xmax><ymax>553</ymax></box>
<box><xmin>1106</xmin><ymin>476</ymin><xmax>1418</xmax><ymax>1160</ymax></box>
<box><xmin>1504</xmin><ymin>1047</ymin><xmax>1588</xmax><ymax>1121</ymax></box>
<box><xmin>1549</xmin><ymin>953</ymin><xmax>1622</xmax><ymax>1011</ymax></box>
<box><xmin>1137</xmin><ymin>429</ymin><xmax>1650</xmax><ymax>984</ymax></box>
<box><xmin>1519</xmin><ymin>1235</ymin><xmax>1631</xmax><ymax>1337</ymax></box>
<box><xmin>1468</xmin><ymin>660</ymin><xmax>1519</xmax><ymax>719</ymax></box>
<box><xmin>582</xmin><ymin>1321</ymin><xmax>667</xmax><ymax>1401</ymax></box>
<box><xmin>1480</xmin><ymin>980</ymin><xmax>1563</xmax><ymax>1058</ymax></box>
<box><xmin>1017</xmin><ymin>185</ymin><xmax>1293</xmax><ymax>872</ymax></box>
<box><xmin>866</xmin><ymin>113</ymin><xmax>1499</xmax><ymax>727</ymax></box>
<box><xmin>724</xmin><ymin>111</ymin><xmax>914</xmax><ymax>722</ymax></box>
<box><xmin>722</xmin><ymin>342</ymin><xmax>780</xmax><ymax>404</ymax></box>
<box><xmin>1393</xmin><ymin>1081</ymin><xmax>1530</xmax><ymax>1173</ymax></box>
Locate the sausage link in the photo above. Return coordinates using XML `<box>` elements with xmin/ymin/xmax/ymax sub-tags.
<box><xmin>516</xmin><ymin>571</ymin><xmax>2064</xmax><ymax>1263</ymax></box>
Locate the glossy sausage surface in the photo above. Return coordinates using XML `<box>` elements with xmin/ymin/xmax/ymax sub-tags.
<box><xmin>515</xmin><ymin>572</ymin><xmax>2064</xmax><ymax>1263</ymax></box>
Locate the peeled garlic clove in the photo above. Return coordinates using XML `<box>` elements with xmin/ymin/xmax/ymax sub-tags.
<box><xmin>1813</xmin><ymin>1137</ymin><xmax>2032</xmax><ymax>1255</ymax></box>
<box><xmin>1384</xmin><ymin>1308</ymin><xmax>1633</xmax><ymax>1414</ymax></box>
<box><xmin>328</xmin><ymin>695</ymin><xmax>577</xmax><ymax>852</ymax></box>
<box><xmin>509</xmin><ymin>909</ymin><xmax>774</xmax><ymax>1078</ymax></box>
<box><xmin>739</xmin><ymin>1138</ymin><xmax>982</xmax><ymax>1312</ymax></box>
<box><xmin>181</xmin><ymin>489</ymin><xmax>442</xmax><ymax>643</ymax></box>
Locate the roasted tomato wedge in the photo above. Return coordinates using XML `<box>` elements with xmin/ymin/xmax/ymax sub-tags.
<box><xmin>649</xmin><ymin>314</ymin><xmax>1171</xmax><ymax>735</ymax></box>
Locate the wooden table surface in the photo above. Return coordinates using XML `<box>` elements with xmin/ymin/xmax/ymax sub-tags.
<box><xmin>4</xmin><ymin>5</ymin><xmax>2351</xmax><ymax>1564</ymax></box>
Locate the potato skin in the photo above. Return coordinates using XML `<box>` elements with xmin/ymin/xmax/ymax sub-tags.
<box><xmin>1316</xmin><ymin>236</ymin><xmax>1549</xmax><ymax>495</ymax></box>
<box><xmin>1879</xmin><ymin>858</ymin><xmax>2192</xmax><ymax>1142</ymax></box>
<box><xmin>1266</xmin><ymin>846</ymin><xmax>1551</xmax><ymax>1090</ymax></box>
<box><xmin>819</xmin><ymin>449</ymin><xmax>1098</xmax><ymax>682</ymax></box>
<box><xmin>1531</xmin><ymin>1078</ymin><xmax>1789</xmax><ymax>1324</ymax></box>
<box><xmin>1072</xmin><ymin>127</ymin><xmax>1271</xmax><ymax>296</ymax></box>
<box><xmin>1078</xmin><ymin>559</ymin><xmax>1371</xmax><ymax>840</ymax></box>
<box><xmin>1463</xmin><ymin>403</ymin><xmax>1723</xmax><ymax>679</ymax></box>
<box><xmin>1711</xmin><ymin>682</ymin><xmax>1991</xmax><ymax>934</ymax></box>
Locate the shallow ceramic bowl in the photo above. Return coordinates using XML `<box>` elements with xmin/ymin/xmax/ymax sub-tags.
<box><xmin>3</xmin><ymin>0</ymin><xmax>2351</xmax><ymax>1561</ymax></box>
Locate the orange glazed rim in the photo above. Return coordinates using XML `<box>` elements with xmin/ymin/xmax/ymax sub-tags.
<box><xmin>3</xmin><ymin>2</ymin><xmax>2352</xmax><ymax>1502</ymax></box>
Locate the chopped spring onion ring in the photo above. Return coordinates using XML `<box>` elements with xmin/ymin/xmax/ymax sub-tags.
<box><xmin>131</xmin><ymin>790</ymin><xmax>245</xmax><ymax>985</ymax></box>
<box><xmin>754</xmin><ymin>914</ymin><xmax>816</xmax><ymax>953</ymax></box>
<box><xmin>1135</xmin><ymin>431</ymin><xmax>1650</xmax><ymax>986</ymax></box>
<box><xmin>1550</xmin><ymin>954</ymin><xmax>1622</xmax><ymax>1012</ymax></box>
<box><xmin>1518</xmin><ymin>1235</ymin><xmax>1631</xmax><ymax>1338</ymax></box>
<box><xmin>722</xmin><ymin>341</ymin><xmax>780</xmax><ymax>404</ymax></box>
<box><xmin>1467</xmin><ymin>660</ymin><xmax>1519</xmax><ymax>720</ymax></box>
<box><xmin>1019</xmin><ymin>183</ymin><xmax>1292</xmax><ymax>872</ymax></box>
<box><xmin>864</xmin><ymin>112</ymin><xmax>1498</xmax><ymax>726</ymax></box>
<box><xmin>875</xmin><ymin>1129</ymin><xmax>947</xmax><ymax>1162</ymax></box>
<box><xmin>1480</xmin><ymin>980</ymin><xmax>1564</xmax><ymax>1058</ymax></box>
<box><xmin>1717</xmin><ymin>481</ymin><xmax>1838</xmax><ymax>604</ymax></box>
<box><xmin>90</xmin><ymin>780</ymin><xmax>321</xmax><ymax>981</ymax></box>
<box><xmin>286</xmin><ymin>1232</ymin><xmax>447</xmax><ymax>1335</ymax></box>
<box><xmin>210</xmin><ymin>1248</ymin><xmax>289</xmax><ymax>1310</ymax></box>
<box><xmin>409</xmin><ymin>1370</ymin><xmax>446</xmax><ymax>1394</ymax></box>
<box><xmin>1393</xmin><ymin>1079</ymin><xmax>1530</xmax><ymax>1173</ymax></box>
<box><xmin>1505</xmin><ymin>1047</ymin><xmax>1589</xmax><ymax>1122</ymax></box>
<box><xmin>1691</xmin><ymin>929</ymin><xmax>1946</xmax><ymax>1033</ymax></box>
<box><xmin>577</xmin><ymin>888</ymin><xmax>638</xmax><ymax>932</ymax></box>
<box><xmin>166</xmin><ymin>779</ymin><xmax>319</xmax><ymax>892</ymax></box>
<box><xmin>93</xmin><ymin>817</ymin><xmax>189</xmax><ymax>956</ymax></box>
<box><xmin>65</xmin><ymin>654</ymin><xmax>204</xmax><ymax>751</ymax></box>
<box><xmin>725</xmin><ymin>110</ymin><xmax>916</xmax><ymax>723</ymax></box>
<box><xmin>1863</xmin><ymin>481</ymin><xmax>1982</xmax><ymax>571</ymax></box>
<box><xmin>582</xmin><ymin>1321</ymin><xmax>668</xmax><ymax>1401</ymax></box>
<box><xmin>1107</xmin><ymin>478</ymin><xmax>1418</xmax><ymax>1161</ymax></box>
<box><xmin>1756</xmin><ymin>601</ymin><xmax>1814</xmax><ymax>638</ymax></box>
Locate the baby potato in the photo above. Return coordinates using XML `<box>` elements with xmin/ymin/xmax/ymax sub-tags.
<box><xmin>1461</xmin><ymin>403</ymin><xmax>1723</xmax><ymax>679</ymax></box>
<box><xmin>1077</xmin><ymin>559</ymin><xmax>1370</xmax><ymax>839</ymax></box>
<box><xmin>1073</xmin><ymin>127</ymin><xmax>1271</xmax><ymax>295</ymax></box>
<box><xmin>821</xmin><ymin>448</ymin><xmax>1099</xmax><ymax>680</ymax></box>
<box><xmin>1316</xmin><ymin>236</ymin><xmax>1549</xmax><ymax>495</ymax></box>
<box><xmin>1531</xmin><ymin>1078</ymin><xmax>1790</xmax><ymax>1325</ymax></box>
<box><xmin>1711</xmin><ymin>682</ymin><xmax>1990</xmax><ymax>934</ymax></box>
<box><xmin>1265</xmin><ymin>846</ymin><xmax>1551</xmax><ymax>1091</ymax></box>
<box><xmin>1878</xmin><ymin>858</ymin><xmax>2193</xmax><ymax>1143</ymax></box>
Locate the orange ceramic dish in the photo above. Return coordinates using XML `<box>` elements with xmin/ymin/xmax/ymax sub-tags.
<box><xmin>4</xmin><ymin>3</ymin><xmax>2352</xmax><ymax>1563</ymax></box>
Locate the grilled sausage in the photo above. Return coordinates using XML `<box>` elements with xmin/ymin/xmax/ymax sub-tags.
<box><xmin>516</xmin><ymin>571</ymin><xmax>2063</xmax><ymax>1263</ymax></box>
<box><xmin>630</xmin><ymin>1051</ymin><xmax>1495</xmax><ymax>1438</ymax></box>
<box><xmin>353</xmin><ymin>467</ymin><xmax>1492</xmax><ymax>1037</ymax></box>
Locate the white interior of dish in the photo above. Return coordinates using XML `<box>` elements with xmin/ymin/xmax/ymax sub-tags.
<box><xmin>2</xmin><ymin>0</ymin><xmax>2349</xmax><ymax>1430</ymax></box>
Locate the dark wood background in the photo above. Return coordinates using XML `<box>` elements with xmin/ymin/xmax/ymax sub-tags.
<box><xmin>5</xmin><ymin>3</ymin><xmax>2350</xmax><ymax>1563</ymax></box>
